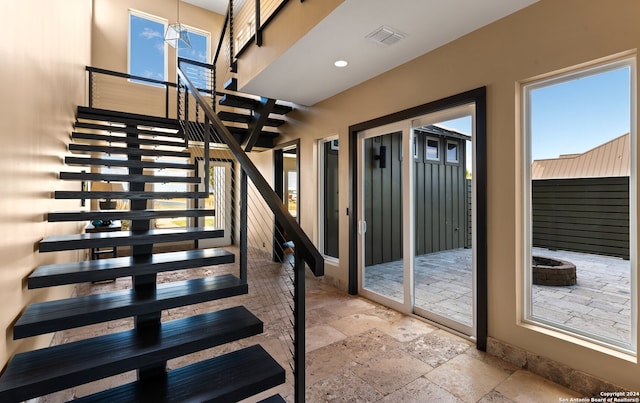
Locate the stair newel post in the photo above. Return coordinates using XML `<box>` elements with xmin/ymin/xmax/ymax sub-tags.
<box><xmin>293</xmin><ymin>247</ymin><xmax>305</xmax><ymax>403</ymax></box>
<box><xmin>88</xmin><ymin>68</ymin><xmax>94</xmax><ymax>109</ymax></box>
<box><xmin>240</xmin><ymin>169</ymin><xmax>248</xmax><ymax>282</ymax></box>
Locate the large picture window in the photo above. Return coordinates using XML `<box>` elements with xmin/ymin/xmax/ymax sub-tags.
<box><xmin>129</xmin><ymin>11</ymin><xmax>167</xmax><ymax>83</ymax></box>
<box><xmin>522</xmin><ymin>56</ymin><xmax>636</xmax><ymax>353</ymax></box>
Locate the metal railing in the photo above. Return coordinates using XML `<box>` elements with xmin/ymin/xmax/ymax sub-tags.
<box><xmin>177</xmin><ymin>58</ymin><xmax>323</xmax><ymax>402</ymax></box>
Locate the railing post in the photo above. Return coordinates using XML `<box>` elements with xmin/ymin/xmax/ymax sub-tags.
<box><xmin>203</xmin><ymin>117</ymin><xmax>210</xmax><ymax>195</ymax></box>
<box><xmin>228</xmin><ymin>0</ymin><xmax>234</xmax><ymax>68</ymax></box>
<box><xmin>255</xmin><ymin>0</ymin><xmax>262</xmax><ymax>46</ymax></box>
<box><xmin>88</xmin><ymin>69</ymin><xmax>93</xmax><ymax>108</ymax></box>
<box><xmin>240</xmin><ymin>169</ymin><xmax>248</xmax><ymax>282</ymax></box>
<box><xmin>293</xmin><ymin>247</ymin><xmax>305</xmax><ymax>403</ymax></box>
<box><xmin>165</xmin><ymin>83</ymin><xmax>170</xmax><ymax>118</ymax></box>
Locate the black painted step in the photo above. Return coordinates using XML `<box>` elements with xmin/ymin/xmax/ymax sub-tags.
<box><xmin>64</xmin><ymin>156</ymin><xmax>195</xmax><ymax>170</ymax></box>
<box><xmin>72</xmin><ymin>345</ymin><xmax>285</xmax><ymax>403</ymax></box>
<box><xmin>218</xmin><ymin>111</ymin><xmax>285</xmax><ymax>127</ymax></box>
<box><xmin>219</xmin><ymin>93</ymin><xmax>293</xmax><ymax>115</ymax></box>
<box><xmin>15</xmin><ymin>274</ymin><xmax>247</xmax><ymax>339</ymax></box>
<box><xmin>227</xmin><ymin>127</ymin><xmax>279</xmax><ymax>149</ymax></box>
<box><xmin>0</xmin><ymin>307</ymin><xmax>262</xmax><ymax>402</ymax></box>
<box><xmin>74</xmin><ymin>121</ymin><xmax>183</xmax><ymax>139</ymax></box>
<box><xmin>69</xmin><ymin>144</ymin><xmax>191</xmax><ymax>158</ymax></box>
<box><xmin>72</xmin><ymin>132</ymin><xmax>186</xmax><ymax>148</ymax></box>
<box><xmin>54</xmin><ymin>190</ymin><xmax>209</xmax><ymax>200</ymax></box>
<box><xmin>59</xmin><ymin>172</ymin><xmax>200</xmax><ymax>184</ymax></box>
<box><xmin>39</xmin><ymin>227</ymin><xmax>223</xmax><ymax>252</ymax></box>
<box><xmin>77</xmin><ymin>106</ymin><xmax>180</xmax><ymax>131</ymax></box>
<box><xmin>29</xmin><ymin>248</ymin><xmax>234</xmax><ymax>288</ymax></box>
<box><xmin>224</xmin><ymin>77</ymin><xmax>237</xmax><ymax>91</ymax></box>
<box><xmin>47</xmin><ymin>209</ymin><xmax>215</xmax><ymax>222</ymax></box>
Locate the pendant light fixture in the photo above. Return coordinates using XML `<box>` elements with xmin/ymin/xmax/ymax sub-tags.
<box><xmin>165</xmin><ymin>0</ymin><xmax>191</xmax><ymax>48</ymax></box>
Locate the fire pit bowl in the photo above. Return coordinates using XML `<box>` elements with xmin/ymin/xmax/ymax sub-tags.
<box><xmin>532</xmin><ymin>256</ymin><xmax>576</xmax><ymax>286</ymax></box>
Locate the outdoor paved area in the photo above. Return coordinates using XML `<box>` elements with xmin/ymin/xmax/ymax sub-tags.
<box><xmin>364</xmin><ymin>247</ymin><xmax>632</xmax><ymax>345</ymax></box>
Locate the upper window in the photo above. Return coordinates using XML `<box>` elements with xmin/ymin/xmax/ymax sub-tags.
<box><xmin>129</xmin><ymin>11</ymin><xmax>167</xmax><ymax>84</ymax></box>
<box><xmin>523</xmin><ymin>56</ymin><xmax>636</xmax><ymax>354</ymax></box>
<box><xmin>446</xmin><ymin>140</ymin><xmax>459</xmax><ymax>163</ymax></box>
<box><xmin>425</xmin><ymin>137</ymin><xmax>440</xmax><ymax>161</ymax></box>
<box><xmin>178</xmin><ymin>27</ymin><xmax>211</xmax><ymax>91</ymax></box>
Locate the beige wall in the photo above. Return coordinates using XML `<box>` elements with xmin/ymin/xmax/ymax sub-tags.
<box><xmin>92</xmin><ymin>0</ymin><xmax>223</xmax><ymax>78</ymax></box>
<box><xmin>0</xmin><ymin>0</ymin><xmax>92</xmax><ymax>369</ymax></box>
<box><xmin>264</xmin><ymin>0</ymin><xmax>640</xmax><ymax>390</ymax></box>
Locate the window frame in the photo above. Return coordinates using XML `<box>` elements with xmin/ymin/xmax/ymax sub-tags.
<box><xmin>446</xmin><ymin>139</ymin><xmax>459</xmax><ymax>164</ymax></box>
<box><xmin>521</xmin><ymin>54</ymin><xmax>638</xmax><ymax>355</ymax></box>
<box><xmin>128</xmin><ymin>10</ymin><xmax>168</xmax><ymax>86</ymax></box>
<box><xmin>177</xmin><ymin>24</ymin><xmax>212</xmax><ymax>91</ymax></box>
<box><xmin>425</xmin><ymin>136</ymin><xmax>440</xmax><ymax>163</ymax></box>
<box><xmin>318</xmin><ymin>136</ymin><xmax>340</xmax><ymax>261</ymax></box>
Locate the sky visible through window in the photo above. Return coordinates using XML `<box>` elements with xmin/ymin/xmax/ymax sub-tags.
<box><xmin>530</xmin><ymin>66</ymin><xmax>630</xmax><ymax>161</ymax></box>
<box><xmin>130</xmin><ymin>14</ymin><xmax>166</xmax><ymax>81</ymax></box>
<box><xmin>130</xmin><ymin>12</ymin><xmax>210</xmax><ymax>88</ymax></box>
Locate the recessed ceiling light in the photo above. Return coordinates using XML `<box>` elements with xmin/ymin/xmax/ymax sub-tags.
<box><xmin>334</xmin><ymin>60</ymin><xmax>348</xmax><ymax>68</ymax></box>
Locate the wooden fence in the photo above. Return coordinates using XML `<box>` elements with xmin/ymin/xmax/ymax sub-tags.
<box><xmin>532</xmin><ymin>176</ymin><xmax>629</xmax><ymax>259</ymax></box>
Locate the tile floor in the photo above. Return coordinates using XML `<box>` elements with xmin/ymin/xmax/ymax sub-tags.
<box><xmin>36</xmin><ymin>249</ymin><xmax>586</xmax><ymax>402</ymax></box>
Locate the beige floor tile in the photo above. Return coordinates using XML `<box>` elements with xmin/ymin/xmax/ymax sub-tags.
<box><xmin>307</xmin><ymin>307</ymin><xmax>341</xmax><ymax>327</ymax></box>
<box><xmin>305</xmin><ymin>369</ymin><xmax>384</xmax><ymax>403</ymax></box>
<box><xmin>495</xmin><ymin>370</ymin><xmax>583</xmax><ymax>402</ymax></box>
<box><xmin>426</xmin><ymin>354</ymin><xmax>511</xmax><ymax>403</ymax></box>
<box><xmin>337</xmin><ymin>329</ymin><xmax>403</xmax><ymax>365</ymax></box>
<box><xmin>306</xmin><ymin>324</ymin><xmax>348</xmax><ymax>352</ymax></box>
<box><xmin>329</xmin><ymin>313</ymin><xmax>391</xmax><ymax>336</ymax></box>
<box><xmin>378</xmin><ymin>315</ymin><xmax>437</xmax><ymax>342</ymax></box>
<box><xmin>477</xmin><ymin>390</ymin><xmax>516</xmax><ymax>403</ymax></box>
<box><xmin>306</xmin><ymin>343</ymin><xmax>355</xmax><ymax>385</ymax></box>
<box><xmin>329</xmin><ymin>298</ymin><xmax>379</xmax><ymax>318</ymax></box>
<box><xmin>401</xmin><ymin>329</ymin><xmax>473</xmax><ymax>367</ymax></box>
<box><xmin>350</xmin><ymin>349</ymin><xmax>433</xmax><ymax>395</ymax></box>
<box><xmin>380</xmin><ymin>376</ymin><xmax>464</xmax><ymax>403</ymax></box>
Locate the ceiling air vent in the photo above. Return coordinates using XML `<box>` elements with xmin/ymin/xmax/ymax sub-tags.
<box><xmin>366</xmin><ymin>25</ymin><xmax>405</xmax><ymax>46</ymax></box>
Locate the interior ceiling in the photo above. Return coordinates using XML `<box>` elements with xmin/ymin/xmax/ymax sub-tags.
<box><xmin>186</xmin><ymin>0</ymin><xmax>538</xmax><ymax>106</ymax></box>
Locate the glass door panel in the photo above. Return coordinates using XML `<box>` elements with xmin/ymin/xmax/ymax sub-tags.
<box><xmin>361</xmin><ymin>130</ymin><xmax>404</xmax><ymax>303</ymax></box>
<box><xmin>198</xmin><ymin>160</ymin><xmax>232</xmax><ymax>248</ymax></box>
<box><xmin>412</xmin><ymin>111</ymin><xmax>475</xmax><ymax>335</ymax></box>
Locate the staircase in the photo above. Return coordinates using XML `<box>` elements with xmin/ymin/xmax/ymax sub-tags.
<box><xmin>0</xmin><ymin>107</ymin><xmax>287</xmax><ymax>402</ymax></box>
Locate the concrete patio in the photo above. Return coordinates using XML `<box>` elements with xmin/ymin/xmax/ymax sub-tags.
<box><xmin>364</xmin><ymin>247</ymin><xmax>632</xmax><ymax>345</ymax></box>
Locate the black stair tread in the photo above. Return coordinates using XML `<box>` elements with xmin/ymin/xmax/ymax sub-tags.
<box><xmin>74</xmin><ymin>121</ymin><xmax>184</xmax><ymax>139</ymax></box>
<box><xmin>72</xmin><ymin>345</ymin><xmax>285</xmax><ymax>403</ymax></box>
<box><xmin>47</xmin><ymin>209</ymin><xmax>215</xmax><ymax>222</ymax></box>
<box><xmin>77</xmin><ymin>106</ymin><xmax>180</xmax><ymax>131</ymax></box>
<box><xmin>219</xmin><ymin>93</ymin><xmax>293</xmax><ymax>115</ymax></box>
<box><xmin>29</xmin><ymin>248</ymin><xmax>234</xmax><ymax>288</ymax></box>
<box><xmin>39</xmin><ymin>227</ymin><xmax>223</xmax><ymax>253</ymax></box>
<box><xmin>64</xmin><ymin>156</ymin><xmax>195</xmax><ymax>170</ymax></box>
<box><xmin>224</xmin><ymin>77</ymin><xmax>237</xmax><ymax>91</ymax></box>
<box><xmin>218</xmin><ymin>111</ymin><xmax>286</xmax><ymax>127</ymax></box>
<box><xmin>15</xmin><ymin>274</ymin><xmax>247</xmax><ymax>339</ymax></box>
<box><xmin>72</xmin><ymin>132</ymin><xmax>186</xmax><ymax>148</ymax></box>
<box><xmin>55</xmin><ymin>190</ymin><xmax>209</xmax><ymax>200</ymax></box>
<box><xmin>59</xmin><ymin>172</ymin><xmax>200</xmax><ymax>184</ymax></box>
<box><xmin>69</xmin><ymin>143</ymin><xmax>191</xmax><ymax>158</ymax></box>
<box><xmin>0</xmin><ymin>307</ymin><xmax>263</xmax><ymax>402</ymax></box>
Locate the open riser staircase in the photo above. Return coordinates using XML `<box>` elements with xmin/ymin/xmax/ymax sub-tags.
<box><xmin>0</xmin><ymin>107</ymin><xmax>288</xmax><ymax>402</ymax></box>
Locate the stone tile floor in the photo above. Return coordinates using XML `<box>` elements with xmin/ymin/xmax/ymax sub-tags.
<box><xmin>364</xmin><ymin>247</ymin><xmax>631</xmax><ymax>345</ymax></box>
<box><xmin>37</xmin><ymin>248</ymin><xmax>585</xmax><ymax>402</ymax></box>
